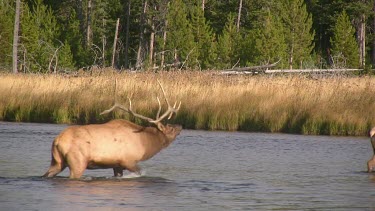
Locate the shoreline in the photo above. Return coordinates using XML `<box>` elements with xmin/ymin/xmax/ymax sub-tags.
<box><xmin>0</xmin><ymin>72</ymin><xmax>374</xmax><ymax>136</ymax></box>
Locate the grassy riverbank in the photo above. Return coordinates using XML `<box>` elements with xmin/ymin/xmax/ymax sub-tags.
<box><xmin>0</xmin><ymin>71</ymin><xmax>374</xmax><ymax>136</ymax></box>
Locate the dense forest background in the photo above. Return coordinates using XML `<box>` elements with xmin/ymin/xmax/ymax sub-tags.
<box><xmin>0</xmin><ymin>0</ymin><xmax>374</xmax><ymax>73</ymax></box>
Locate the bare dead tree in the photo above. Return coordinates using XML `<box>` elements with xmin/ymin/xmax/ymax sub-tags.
<box><xmin>136</xmin><ymin>0</ymin><xmax>148</xmax><ymax>69</ymax></box>
<box><xmin>373</xmin><ymin>1</ymin><xmax>375</xmax><ymax>67</ymax></box>
<box><xmin>124</xmin><ymin>0</ymin><xmax>131</xmax><ymax>68</ymax></box>
<box><xmin>112</xmin><ymin>18</ymin><xmax>120</xmax><ymax>68</ymax></box>
<box><xmin>12</xmin><ymin>0</ymin><xmax>21</xmax><ymax>74</ymax></box>
<box><xmin>358</xmin><ymin>14</ymin><xmax>365</xmax><ymax>68</ymax></box>
<box><xmin>161</xmin><ymin>19</ymin><xmax>168</xmax><ymax>69</ymax></box>
<box><xmin>236</xmin><ymin>0</ymin><xmax>243</xmax><ymax>32</ymax></box>
<box><xmin>87</xmin><ymin>0</ymin><xmax>92</xmax><ymax>46</ymax></box>
<box><xmin>149</xmin><ymin>6</ymin><xmax>155</xmax><ymax>69</ymax></box>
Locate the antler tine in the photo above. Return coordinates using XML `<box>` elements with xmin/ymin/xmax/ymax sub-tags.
<box><xmin>167</xmin><ymin>101</ymin><xmax>181</xmax><ymax>119</ymax></box>
<box><xmin>156</xmin><ymin>96</ymin><xmax>162</xmax><ymax>119</ymax></box>
<box><xmin>100</xmin><ymin>102</ymin><xmax>130</xmax><ymax>115</ymax></box>
<box><xmin>101</xmin><ymin>79</ymin><xmax>180</xmax><ymax>126</ymax></box>
<box><xmin>101</xmin><ymin>97</ymin><xmax>155</xmax><ymax>122</ymax></box>
<box><xmin>157</xmin><ymin>79</ymin><xmax>170</xmax><ymax>106</ymax></box>
<box><xmin>126</xmin><ymin>97</ymin><xmax>155</xmax><ymax>122</ymax></box>
<box><xmin>149</xmin><ymin>80</ymin><xmax>180</xmax><ymax>124</ymax></box>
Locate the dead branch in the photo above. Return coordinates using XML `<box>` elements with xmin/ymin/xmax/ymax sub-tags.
<box><xmin>221</xmin><ymin>59</ymin><xmax>281</xmax><ymax>72</ymax></box>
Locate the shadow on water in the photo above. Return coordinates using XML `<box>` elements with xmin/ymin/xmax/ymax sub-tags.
<box><xmin>0</xmin><ymin>175</ymin><xmax>173</xmax><ymax>185</ymax></box>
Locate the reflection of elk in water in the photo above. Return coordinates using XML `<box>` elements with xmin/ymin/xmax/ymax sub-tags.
<box><xmin>43</xmin><ymin>81</ymin><xmax>182</xmax><ymax>179</ymax></box>
<box><xmin>368</xmin><ymin>127</ymin><xmax>375</xmax><ymax>172</ymax></box>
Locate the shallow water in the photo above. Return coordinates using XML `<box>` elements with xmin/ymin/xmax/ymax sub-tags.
<box><xmin>1</xmin><ymin>122</ymin><xmax>374</xmax><ymax>210</ymax></box>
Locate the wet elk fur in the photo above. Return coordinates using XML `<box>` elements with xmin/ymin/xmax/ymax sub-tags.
<box><xmin>42</xmin><ymin>81</ymin><xmax>182</xmax><ymax>179</ymax></box>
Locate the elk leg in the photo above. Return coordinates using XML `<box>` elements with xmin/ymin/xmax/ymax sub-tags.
<box><xmin>368</xmin><ymin>156</ymin><xmax>375</xmax><ymax>173</ymax></box>
<box><xmin>42</xmin><ymin>164</ymin><xmax>66</xmax><ymax>178</ymax></box>
<box><xmin>126</xmin><ymin>164</ymin><xmax>142</xmax><ymax>176</ymax></box>
<box><xmin>113</xmin><ymin>167</ymin><xmax>123</xmax><ymax>177</ymax></box>
<box><xmin>67</xmin><ymin>153</ymin><xmax>87</xmax><ymax>179</ymax></box>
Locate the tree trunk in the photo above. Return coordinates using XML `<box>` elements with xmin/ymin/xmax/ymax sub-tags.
<box><xmin>87</xmin><ymin>0</ymin><xmax>92</xmax><ymax>46</ymax></box>
<box><xmin>289</xmin><ymin>43</ymin><xmax>294</xmax><ymax>69</ymax></box>
<box><xmin>112</xmin><ymin>18</ymin><xmax>120</xmax><ymax>68</ymax></box>
<box><xmin>77</xmin><ymin>0</ymin><xmax>85</xmax><ymax>43</ymax></box>
<box><xmin>124</xmin><ymin>1</ymin><xmax>131</xmax><ymax>69</ymax></box>
<box><xmin>236</xmin><ymin>0</ymin><xmax>243</xmax><ymax>32</ymax></box>
<box><xmin>136</xmin><ymin>0</ymin><xmax>148</xmax><ymax>69</ymax></box>
<box><xmin>358</xmin><ymin>14</ymin><xmax>366</xmax><ymax>68</ymax></box>
<box><xmin>149</xmin><ymin>7</ymin><xmax>155</xmax><ymax>69</ymax></box>
<box><xmin>373</xmin><ymin>0</ymin><xmax>375</xmax><ymax>68</ymax></box>
<box><xmin>102</xmin><ymin>18</ymin><xmax>106</xmax><ymax>67</ymax></box>
<box><xmin>202</xmin><ymin>0</ymin><xmax>205</xmax><ymax>11</ymax></box>
<box><xmin>161</xmin><ymin>20</ymin><xmax>167</xmax><ymax>69</ymax></box>
<box><xmin>12</xmin><ymin>0</ymin><xmax>21</xmax><ymax>74</ymax></box>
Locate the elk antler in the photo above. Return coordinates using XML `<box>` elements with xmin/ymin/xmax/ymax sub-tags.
<box><xmin>100</xmin><ymin>80</ymin><xmax>181</xmax><ymax>130</ymax></box>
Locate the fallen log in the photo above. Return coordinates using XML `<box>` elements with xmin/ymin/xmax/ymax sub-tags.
<box><xmin>221</xmin><ymin>59</ymin><xmax>281</xmax><ymax>72</ymax></box>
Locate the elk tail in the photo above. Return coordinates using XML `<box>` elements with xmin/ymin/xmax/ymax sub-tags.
<box><xmin>42</xmin><ymin>141</ymin><xmax>65</xmax><ymax>178</ymax></box>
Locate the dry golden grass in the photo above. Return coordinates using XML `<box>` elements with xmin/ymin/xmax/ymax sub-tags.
<box><xmin>0</xmin><ymin>71</ymin><xmax>374</xmax><ymax>136</ymax></box>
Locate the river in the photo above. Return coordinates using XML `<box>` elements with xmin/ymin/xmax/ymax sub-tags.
<box><xmin>0</xmin><ymin>122</ymin><xmax>374</xmax><ymax>210</ymax></box>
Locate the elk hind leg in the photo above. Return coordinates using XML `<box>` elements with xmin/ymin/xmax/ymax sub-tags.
<box><xmin>42</xmin><ymin>163</ymin><xmax>66</xmax><ymax>178</ymax></box>
<box><xmin>42</xmin><ymin>145</ymin><xmax>66</xmax><ymax>178</ymax></box>
<box><xmin>368</xmin><ymin>156</ymin><xmax>375</xmax><ymax>173</ymax></box>
<box><xmin>66</xmin><ymin>153</ymin><xmax>87</xmax><ymax>179</ymax></box>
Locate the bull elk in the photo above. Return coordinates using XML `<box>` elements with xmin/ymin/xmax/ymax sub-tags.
<box><xmin>42</xmin><ymin>81</ymin><xmax>182</xmax><ymax>179</ymax></box>
<box><xmin>368</xmin><ymin>127</ymin><xmax>375</xmax><ymax>172</ymax></box>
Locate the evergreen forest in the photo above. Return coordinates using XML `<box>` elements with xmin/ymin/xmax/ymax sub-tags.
<box><xmin>0</xmin><ymin>0</ymin><xmax>374</xmax><ymax>73</ymax></box>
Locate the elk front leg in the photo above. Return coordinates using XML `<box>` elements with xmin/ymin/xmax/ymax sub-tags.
<box><xmin>113</xmin><ymin>167</ymin><xmax>124</xmax><ymax>177</ymax></box>
<box><xmin>126</xmin><ymin>163</ymin><xmax>142</xmax><ymax>176</ymax></box>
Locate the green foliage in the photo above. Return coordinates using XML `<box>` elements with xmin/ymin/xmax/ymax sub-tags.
<box><xmin>63</xmin><ymin>8</ymin><xmax>91</xmax><ymax>68</ymax></box>
<box><xmin>0</xmin><ymin>0</ymin><xmax>14</xmax><ymax>69</ymax></box>
<box><xmin>280</xmin><ymin>0</ymin><xmax>315</xmax><ymax>69</ymax></box>
<box><xmin>1</xmin><ymin>0</ymin><xmax>374</xmax><ymax>71</ymax></box>
<box><xmin>21</xmin><ymin>0</ymin><xmax>59</xmax><ymax>72</ymax></box>
<box><xmin>166</xmin><ymin>0</ymin><xmax>198</xmax><ymax>69</ymax></box>
<box><xmin>190</xmin><ymin>3</ymin><xmax>217</xmax><ymax>70</ymax></box>
<box><xmin>58</xmin><ymin>41</ymin><xmax>75</xmax><ymax>71</ymax></box>
<box><xmin>250</xmin><ymin>11</ymin><xmax>287</xmax><ymax>67</ymax></box>
<box><xmin>217</xmin><ymin>14</ymin><xmax>241</xmax><ymax>68</ymax></box>
<box><xmin>330</xmin><ymin>11</ymin><xmax>360</xmax><ymax>68</ymax></box>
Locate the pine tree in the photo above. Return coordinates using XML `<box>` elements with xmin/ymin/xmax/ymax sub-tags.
<box><xmin>280</xmin><ymin>0</ymin><xmax>315</xmax><ymax>69</ymax></box>
<box><xmin>58</xmin><ymin>41</ymin><xmax>75</xmax><ymax>71</ymax></box>
<box><xmin>165</xmin><ymin>0</ymin><xmax>197</xmax><ymax>69</ymax></box>
<box><xmin>62</xmin><ymin>8</ymin><xmax>89</xmax><ymax>68</ymax></box>
<box><xmin>330</xmin><ymin>10</ymin><xmax>360</xmax><ymax>68</ymax></box>
<box><xmin>251</xmin><ymin>10</ymin><xmax>287</xmax><ymax>67</ymax></box>
<box><xmin>190</xmin><ymin>3</ymin><xmax>217</xmax><ymax>70</ymax></box>
<box><xmin>217</xmin><ymin>14</ymin><xmax>240</xmax><ymax>69</ymax></box>
<box><xmin>20</xmin><ymin>0</ymin><xmax>60</xmax><ymax>72</ymax></box>
<box><xmin>0</xmin><ymin>0</ymin><xmax>14</xmax><ymax>69</ymax></box>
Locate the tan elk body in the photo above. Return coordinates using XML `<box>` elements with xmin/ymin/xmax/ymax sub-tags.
<box><xmin>368</xmin><ymin>127</ymin><xmax>375</xmax><ymax>172</ymax></box>
<box><xmin>43</xmin><ymin>81</ymin><xmax>181</xmax><ymax>179</ymax></box>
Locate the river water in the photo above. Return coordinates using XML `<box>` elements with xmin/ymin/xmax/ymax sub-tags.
<box><xmin>0</xmin><ymin>122</ymin><xmax>374</xmax><ymax>210</ymax></box>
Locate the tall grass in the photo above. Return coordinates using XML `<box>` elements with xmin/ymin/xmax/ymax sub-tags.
<box><xmin>0</xmin><ymin>71</ymin><xmax>374</xmax><ymax>136</ymax></box>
